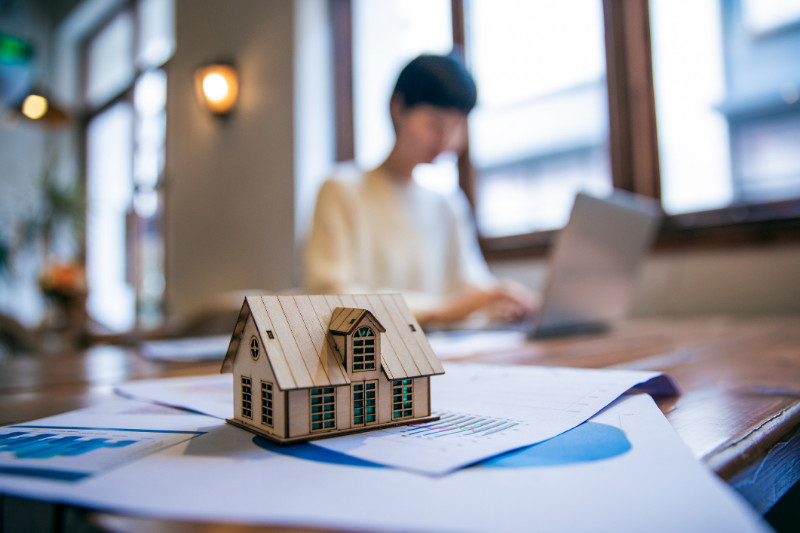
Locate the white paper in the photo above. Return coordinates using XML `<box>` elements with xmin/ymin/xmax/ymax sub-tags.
<box><xmin>426</xmin><ymin>330</ymin><xmax>528</xmax><ymax>359</ymax></box>
<box><xmin>0</xmin><ymin>395</ymin><xmax>770</xmax><ymax>533</ymax></box>
<box><xmin>315</xmin><ymin>362</ymin><xmax>678</xmax><ymax>474</ymax></box>
<box><xmin>139</xmin><ymin>334</ymin><xmax>231</xmax><ymax>362</ymax></box>
<box><xmin>116</xmin><ymin>363</ymin><xmax>679</xmax><ymax>475</ymax></box>
<box><xmin>0</xmin><ymin>399</ymin><xmax>220</xmax><ymax>487</ymax></box>
<box><xmin>116</xmin><ymin>374</ymin><xmax>233</xmax><ymax>419</ymax></box>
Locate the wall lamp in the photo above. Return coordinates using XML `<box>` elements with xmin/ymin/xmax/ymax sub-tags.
<box><xmin>15</xmin><ymin>90</ymin><xmax>68</xmax><ymax>125</ymax></box>
<box><xmin>194</xmin><ymin>63</ymin><xmax>239</xmax><ymax>117</ymax></box>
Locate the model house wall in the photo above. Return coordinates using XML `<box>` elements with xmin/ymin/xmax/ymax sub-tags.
<box><xmin>221</xmin><ymin>293</ymin><xmax>443</xmax><ymax>443</ymax></box>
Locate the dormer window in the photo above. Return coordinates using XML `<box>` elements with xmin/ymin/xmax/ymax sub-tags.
<box><xmin>353</xmin><ymin>326</ymin><xmax>376</xmax><ymax>371</ymax></box>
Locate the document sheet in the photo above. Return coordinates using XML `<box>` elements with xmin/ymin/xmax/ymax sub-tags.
<box><xmin>116</xmin><ymin>362</ymin><xmax>678</xmax><ymax>474</ymax></box>
<box><xmin>0</xmin><ymin>395</ymin><xmax>769</xmax><ymax>532</ymax></box>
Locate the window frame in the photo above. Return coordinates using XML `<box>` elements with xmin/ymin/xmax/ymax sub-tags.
<box><xmin>332</xmin><ymin>0</ymin><xmax>800</xmax><ymax>257</ymax></box>
<box><xmin>79</xmin><ymin>0</ymin><xmax>171</xmax><ymax>330</ymax></box>
<box><xmin>261</xmin><ymin>381</ymin><xmax>274</xmax><ymax>427</ymax></box>
<box><xmin>310</xmin><ymin>387</ymin><xmax>337</xmax><ymax>431</ymax></box>
<box><xmin>352</xmin><ymin>326</ymin><xmax>376</xmax><ymax>372</ymax></box>
<box><xmin>241</xmin><ymin>376</ymin><xmax>253</xmax><ymax>419</ymax></box>
<box><xmin>352</xmin><ymin>380</ymin><xmax>378</xmax><ymax>426</ymax></box>
<box><xmin>391</xmin><ymin>379</ymin><xmax>414</xmax><ymax>420</ymax></box>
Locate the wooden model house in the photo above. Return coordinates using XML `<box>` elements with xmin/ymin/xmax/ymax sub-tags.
<box><xmin>220</xmin><ymin>294</ymin><xmax>444</xmax><ymax>443</ymax></box>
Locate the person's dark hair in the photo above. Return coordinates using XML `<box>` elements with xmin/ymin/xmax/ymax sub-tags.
<box><xmin>391</xmin><ymin>53</ymin><xmax>477</xmax><ymax>113</ymax></box>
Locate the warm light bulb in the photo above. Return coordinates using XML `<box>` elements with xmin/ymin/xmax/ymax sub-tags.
<box><xmin>202</xmin><ymin>73</ymin><xmax>230</xmax><ymax>102</ymax></box>
<box><xmin>22</xmin><ymin>94</ymin><xmax>48</xmax><ymax>120</ymax></box>
<box><xmin>195</xmin><ymin>63</ymin><xmax>239</xmax><ymax>116</ymax></box>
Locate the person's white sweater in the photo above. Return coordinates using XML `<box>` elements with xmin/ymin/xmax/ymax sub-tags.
<box><xmin>304</xmin><ymin>164</ymin><xmax>495</xmax><ymax>317</ymax></box>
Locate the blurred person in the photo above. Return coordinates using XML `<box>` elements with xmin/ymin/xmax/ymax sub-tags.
<box><xmin>305</xmin><ymin>53</ymin><xmax>536</xmax><ymax>327</ymax></box>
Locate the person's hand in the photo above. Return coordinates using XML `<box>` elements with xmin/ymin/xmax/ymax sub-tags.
<box><xmin>421</xmin><ymin>281</ymin><xmax>539</xmax><ymax>326</ymax></box>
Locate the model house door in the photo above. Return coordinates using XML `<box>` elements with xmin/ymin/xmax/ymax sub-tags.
<box><xmin>352</xmin><ymin>380</ymin><xmax>377</xmax><ymax>426</ymax></box>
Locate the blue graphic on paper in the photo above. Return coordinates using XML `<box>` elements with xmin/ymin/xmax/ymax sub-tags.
<box><xmin>0</xmin><ymin>426</ymin><xmax>203</xmax><ymax>482</ymax></box>
<box><xmin>255</xmin><ymin>421</ymin><xmax>631</xmax><ymax>469</ymax></box>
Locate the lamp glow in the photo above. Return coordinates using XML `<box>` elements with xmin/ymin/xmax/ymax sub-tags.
<box><xmin>22</xmin><ymin>94</ymin><xmax>48</xmax><ymax>120</ymax></box>
<box><xmin>195</xmin><ymin>64</ymin><xmax>238</xmax><ymax>116</ymax></box>
<box><xmin>202</xmin><ymin>73</ymin><xmax>229</xmax><ymax>102</ymax></box>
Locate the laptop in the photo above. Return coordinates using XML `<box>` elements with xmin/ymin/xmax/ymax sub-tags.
<box><xmin>527</xmin><ymin>189</ymin><xmax>662</xmax><ymax>338</ymax></box>
<box><xmin>428</xmin><ymin>189</ymin><xmax>662</xmax><ymax>339</ymax></box>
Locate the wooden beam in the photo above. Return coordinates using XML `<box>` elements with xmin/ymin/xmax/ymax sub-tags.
<box><xmin>603</xmin><ymin>0</ymin><xmax>661</xmax><ymax>200</ymax></box>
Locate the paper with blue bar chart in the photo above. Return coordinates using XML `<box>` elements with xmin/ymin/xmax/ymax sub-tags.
<box><xmin>314</xmin><ymin>362</ymin><xmax>678</xmax><ymax>474</ymax></box>
<box><xmin>0</xmin><ymin>426</ymin><xmax>201</xmax><ymax>482</ymax></box>
<box><xmin>115</xmin><ymin>362</ymin><xmax>679</xmax><ymax>475</ymax></box>
<box><xmin>0</xmin><ymin>399</ymin><xmax>212</xmax><ymax>484</ymax></box>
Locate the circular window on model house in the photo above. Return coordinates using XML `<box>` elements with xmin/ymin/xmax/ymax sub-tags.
<box><xmin>250</xmin><ymin>336</ymin><xmax>260</xmax><ymax>360</ymax></box>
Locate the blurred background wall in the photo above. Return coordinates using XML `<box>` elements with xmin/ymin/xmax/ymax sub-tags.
<box><xmin>0</xmin><ymin>0</ymin><xmax>798</xmax><ymax>339</ymax></box>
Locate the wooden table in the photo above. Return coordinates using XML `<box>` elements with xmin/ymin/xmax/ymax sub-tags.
<box><xmin>1</xmin><ymin>316</ymin><xmax>799</xmax><ymax>532</ymax></box>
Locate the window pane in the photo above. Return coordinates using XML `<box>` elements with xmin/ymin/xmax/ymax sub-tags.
<box><xmin>468</xmin><ymin>0</ymin><xmax>611</xmax><ymax>236</ymax></box>
<box><xmin>352</xmin><ymin>0</ymin><xmax>456</xmax><ymax>193</ymax></box>
<box><xmin>137</xmin><ymin>0</ymin><xmax>175</xmax><ymax>68</ymax></box>
<box><xmin>86</xmin><ymin>10</ymin><xmax>135</xmax><ymax>106</ymax></box>
<box><xmin>651</xmin><ymin>0</ymin><xmax>800</xmax><ymax>214</ymax></box>
<box><xmin>86</xmin><ymin>102</ymin><xmax>135</xmax><ymax>332</ymax></box>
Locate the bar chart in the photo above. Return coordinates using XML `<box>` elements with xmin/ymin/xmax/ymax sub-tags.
<box><xmin>401</xmin><ymin>412</ymin><xmax>520</xmax><ymax>439</ymax></box>
<box><xmin>0</xmin><ymin>430</ymin><xmax>137</xmax><ymax>459</ymax></box>
<box><xmin>0</xmin><ymin>426</ymin><xmax>203</xmax><ymax>482</ymax></box>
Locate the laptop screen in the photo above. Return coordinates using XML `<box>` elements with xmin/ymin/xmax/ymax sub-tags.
<box><xmin>533</xmin><ymin>190</ymin><xmax>662</xmax><ymax>337</ymax></box>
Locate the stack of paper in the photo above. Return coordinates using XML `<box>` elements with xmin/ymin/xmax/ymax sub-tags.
<box><xmin>0</xmin><ymin>363</ymin><xmax>771</xmax><ymax>532</ymax></box>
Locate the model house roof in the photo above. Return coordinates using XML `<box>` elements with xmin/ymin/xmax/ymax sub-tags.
<box><xmin>220</xmin><ymin>294</ymin><xmax>444</xmax><ymax>390</ymax></box>
<box><xmin>328</xmin><ymin>307</ymin><xmax>386</xmax><ymax>335</ymax></box>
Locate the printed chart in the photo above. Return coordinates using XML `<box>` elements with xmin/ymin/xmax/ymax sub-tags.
<box><xmin>0</xmin><ymin>426</ymin><xmax>203</xmax><ymax>482</ymax></box>
<box><xmin>400</xmin><ymin>412</ymin><xmax>520</xmax><ymax>440</ymax></box>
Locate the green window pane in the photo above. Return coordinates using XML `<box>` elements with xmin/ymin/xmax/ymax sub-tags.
<box><xmin>366</xmin><ymin>406</ymin><xmax>375</xmax><ymax>414</ymax></box>
<box><xmin>324</xmin><ymin>421</ymin><xmax>335</xmax><ymax>428</ymax></box>
<box><xmin>366</xmin><ymin>415</ymin><xmax>376</xmax><ymax>422</ymax></box>
<box><xmin>354</xmin><ymin>416</ymin><xmax>363</xmax><ymax>424</ymax></box>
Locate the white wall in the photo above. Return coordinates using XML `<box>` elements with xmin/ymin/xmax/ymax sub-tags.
<box><xmin>489</xmin><ymin>243</ymin><xmax>800</xmax><ymax>317</ymax></box>
<box><xmin>166</xmin><ymin>0</ymin><xmax>305</xmax><ymax>316</ymax></box>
